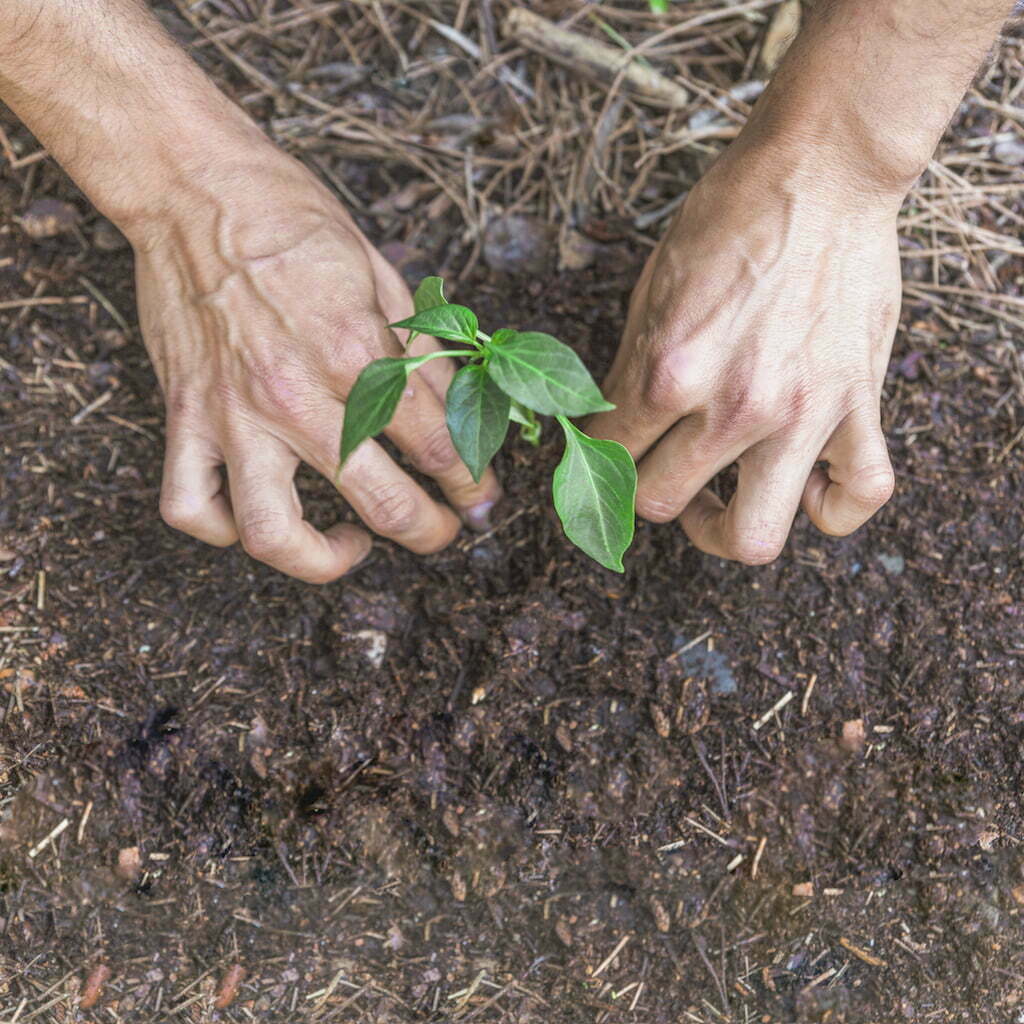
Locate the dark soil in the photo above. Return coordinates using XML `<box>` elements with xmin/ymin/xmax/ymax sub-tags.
<box><xmin>2</xmin><ymin>26</ymin><xmax>1024</xmax><ymax>1024</ymax></box>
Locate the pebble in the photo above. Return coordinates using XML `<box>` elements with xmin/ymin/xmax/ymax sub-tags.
<box><xmin>992</xmin><ymin>137</ymin><xmax>1024</xmax><ymax>166</ymax></box>
<box><xmin>839</xmin><ymin>718</ymin><xmax>866</xmax><ymax>754</ymax></box>
<box><xmin>92</xmin><ymin>218</ymin><xmax>129</xmax><ymax>251</ymax></box>
<box><xmin>672</xmin><ymin>634</ymin><xmax>737</xmax><ymax>696</ymax></box>
<box><xmin>558</xmin><ymin>228</ymin><xmax>598</xmax><ymax>271</ymax></box>
<box><xmin>115</xmin><ymin>845</ymin><xmax>141</xmax><ymax>882</ymax></box>
<box><xmin>349</xmin><ymin>628</ymin><xmax>387</xmax><ymax>669</ymax></box>
<box><xmin>483</xmin><ymin>214</ymin><xmax>553</xmax><ymax>274</ymax></box>
<box><xmin>18</xmin><ymin>198</ymin><xmax>79</xmax><ymax>239</ymax></box>
<box><xmin>877</xmin><ymin>552</ymin><xmax>905</xmax><ymax>575</ymax></box>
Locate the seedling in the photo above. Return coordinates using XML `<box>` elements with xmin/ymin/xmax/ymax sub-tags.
<box><xmin>339</xmin><ymin>277</ymin><xmax>637</xmax><ymax>571</ymax></box>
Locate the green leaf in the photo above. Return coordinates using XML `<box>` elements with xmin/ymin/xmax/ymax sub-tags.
<box><xmin>486</xmin><ymin>331</ymin><xmax>615</xmax><ymax>417</ymax></box>
<box><xmin>649</xmin><ymin>0</ymin><xmax>669</xmax><ymax>12</ymax></box>
<box><xmin>552</xmin><ymin>416</ymin><xmax>636</xmax><ymax>572</ymax></box>
<box><xmin>445</xmin><ymin>365</ymin><xmax>511</xmax><ymax>482</ymax></box>
<box><xmin>509</xmin><ymin>401</ymin><xmax>541</xmax><ymax>446</ymax></box>
<box><xmin>390</xmin><ymin>304</ymin><xmax>478</xmax><ymax>345</ymax></box>
<box><xmin>413</xmin><ymin>276</ymin><xmax>447</xmax><ymax>312</ymax></box>
<box><xmin>339</xmin><ymin>355</ymin><xmax>432</xmax><ymax>468</ymax></box>
<box><xmin>402</xmin><ymin>277</ymin><xmax>451</xmax><ymax>348</ymax></box>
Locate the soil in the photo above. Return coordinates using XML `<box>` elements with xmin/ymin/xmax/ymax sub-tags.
<box><xmin>2</xmin><ymin>11</ymin><xmax>1024</xmax><ymax>1024</ymax></box>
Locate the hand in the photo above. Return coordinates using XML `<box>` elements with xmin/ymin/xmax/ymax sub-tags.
<box><xmin>134</xmin><ymin>153</ymin><xmax>501</xmax><ymax>583</ymax></box>
<box><xmin>589</xmin><ymin>143</ymin><xmax>901</xmax><ymax>564</ymax></box>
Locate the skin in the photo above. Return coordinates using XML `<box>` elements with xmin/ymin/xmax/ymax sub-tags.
<box><xmin>0</xmin><ymin>0</ymin><xmax>1012</xmax><ymax>580</ymax></box>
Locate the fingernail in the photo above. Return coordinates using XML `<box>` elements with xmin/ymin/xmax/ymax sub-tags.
<box><xmin>465</xmin><ymin>500</ymin><xmax>495</xmax><ymax>532</ymax></box>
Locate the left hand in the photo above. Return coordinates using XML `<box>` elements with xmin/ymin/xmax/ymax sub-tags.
<box><xmin>588</xmin><ymin>141</ymin><xmax>902</xmax><ymax>564</ymax></box>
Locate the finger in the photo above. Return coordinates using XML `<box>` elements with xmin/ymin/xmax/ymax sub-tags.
<box><xmin>227</xmin><ymin>439</ymin><xmax>372</xmax><ymax>584</ymax></box>
<box><xmin>586</xmin><ymin>265</ymin><xmax>701</xmax><ymax>461</ymax></box>
<box><xmin>159</xmin><ymin>432</ymin><xmax>238</xmax><ymax>547</ymax></box>
<box><xmin>287</xmin><ymin>403</ymin><xmax>462</xmax><ymax>554</ymax></box>
<box><xmin>338</xmin><ymin>440</ymin><xmax>463</xmax><ymax>553</ymax></box>
<box><xmin>802</xmin><ymin>405</ymin><xmax>895</xmax><ymax>536</ymax></box>
<box><xmin>361</xmin><ymin>248</ymin><xmax>503</xmax><ymax>524</ymax></box>
<box><xmin>383</xmin><ymin>367</ymin><xmax>503</xmax><ymax>528</ymax></box>
<box><xmin>633</xmin><ymin>412</ymin><xmax>750</xmax><ymax>524</ymax></box>
<box><xmin>680</xmin><ymin>439</ymin><xmax>819</xmax><ymax>565</ymax></box>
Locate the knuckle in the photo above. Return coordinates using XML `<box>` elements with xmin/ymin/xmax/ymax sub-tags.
<box><xmin>159</xmin><ymin>489</ymin><xmax>201</xmax><ymax>534</ymax></box>
<box><xmin>339</xmin><ymin>312</ymin><xmax>390</xmax><ymax>367</ymax></box>
<box><xmin>364</xmin><ymin>483</ymin><xmax>420</xmax><ymax>536</ymax></box>
<box><xmin>643</xmin><ymin>344</ymin><xmax>694</xmax><ymax>412</ymax></box>
<box><xmin>728</xmin><ymin>526</ymin><xmax>785</xmax><ymax>566</ymax></box>
<box><xmin>411</xmin><ymin>423</ymin><xmax>461</xmax><ymax>476</ymax></box>
<box><xmin>850</xmin><ymin>464</ymin><xmax>895</xmax><ymax>509</ymax></box>
<box><xmin>712</xmin><ymin>377</ymin><xmax>773</xmax><ymax>438</ymax></box>
<box><xmin>238</xmin><ymin>507</ymin><xmax>294</xmax><ymax>562</ymax></box>
<box><xmin>249</xmin><ymin>371</ymin><xmax>309</xmax><ymax>424</ymax></box>
<box><xmin>635</xmin><ymin>490</ymin><xmax>681</xmax><ymax>524</ymax></box>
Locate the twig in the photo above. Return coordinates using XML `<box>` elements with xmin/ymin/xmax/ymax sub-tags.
<box><xmin>503</xmin><ymin>8</ymin><xmax>689</xmax><ymax>108</ymax></box>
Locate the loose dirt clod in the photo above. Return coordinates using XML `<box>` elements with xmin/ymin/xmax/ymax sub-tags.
<box><xmin>17</xmin><ymin>197</ymin><xmax>79</xmax><ymax>238</ymax></box>
<box><xmin>115</xmin><ymin>846</ymin><xmax>141</xmax><ymax>882</ymax></box>
<box><xmin>79</xmin><ymin>964</ymin><xmax>111</xmax><ymax>1010</ymax></box>
<box><xmin>213</xmin><ymin>964</ymin><xmax>246</xmax><ymax>1010</ymax></box>
<box><xmin>839</xmin><ymin>718</ymin><xmax>866</xmax><ymax>753</ymax></box>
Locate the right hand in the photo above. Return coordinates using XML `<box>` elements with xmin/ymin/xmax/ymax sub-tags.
<box><xmin>131</xmin><ymin>151</ymin><xmax>501</xmax><ymax>583</ymax></box>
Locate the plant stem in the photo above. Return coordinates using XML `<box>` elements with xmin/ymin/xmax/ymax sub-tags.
<box><xmin>412</xmin><ymin>348</ymin><xmax>471</xmax><ymax>366</ymax></box>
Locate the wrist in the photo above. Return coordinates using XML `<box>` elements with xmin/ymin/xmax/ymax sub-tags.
<box><xmin>730</xmin><ymin>0</ymin><xmax>1004</xmax><ymax>206</ymax></box>
<box><xmin>0</xmin><ymin>0</ymin><xmax>299</xmax><ymax>241</ymax></box>
<box><xmin>740</xmin><ymin>72</ymin><xmax>931</xmax><ymax>205</ymax></box>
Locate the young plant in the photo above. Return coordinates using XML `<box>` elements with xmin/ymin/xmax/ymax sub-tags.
<box><xmin>339</xmin><ymin>278</ymin><xmax>638</xmax><ymax>571</ymax></box>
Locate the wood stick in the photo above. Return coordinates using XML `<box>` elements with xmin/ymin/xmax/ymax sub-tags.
<box><xmin>503</xmin><ymin>8</ymin><xmax>690</xmax><ymax>109</ymax></box>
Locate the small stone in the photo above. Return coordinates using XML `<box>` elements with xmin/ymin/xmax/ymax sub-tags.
<box><xmin>650</xmin><ymin>896</ymin><xmax>671</xmax><ymax>932</ymax></box>
<box><xmin>839</xmin><ymin>719</ymin><xmax>866</xmax><ymax>754</ymax></box>
<box><xmin>977</xmin><ymin>828</ymin><xmax>999</xmax><ymax>852</ymax></box>
<box><xmin>993</xmin><ymin>138</ymin><xmax>1024</xmax><ymax>166</ymax></box>
<box><xmin>115</xmin><ymin>845</ymin><xmax>142</xmax><ymax>882</ymax></box>
<box><xmin>792</xmin><ymin>881</ymin><xmax>814</xmax><ymax>898</ymax></box>
<box><xmin>650</xmin><ymin>702</ymin><xmax>671</xmax><ymax>739</ymax></box>
<box><xmin>555</xmin><ymin>918</ymin><xmax>573</xmax><ymax>946</ymax></box>
<box><xmin>92</xmin><ymin>218</ymin><xmax>129</xmax><ymax>251</ymax></box>
<box><xmin>450</xmin><ymin>871</ymin><xmax>467</xmax><ymax>902</ymax></box>
<box><xmin>555</xmin><ymin>722</ymin><xmax>573</xmax><ymax>752</ymax></box>
<box><xmin>349</xmin><ymin>628</ymin><xmax>387</xmax><ymax>669</ymax></box>
<box><xmin>483</xmin><ymin>214</ymin><xmax>553</xmax><ymax>274</ymax></box>
<box><xmin>18</xmin><ymin>198</ymin><xmax>79</xmax><ymax>239</ymax></box>
<box><xmin>1011</xmin><ymin>884</ymin><xmax>1024</xmax><ymax>906</ymax></box>
<box><xmin>877</xmin><ymin>552</ymin><xmax>905</xmax><ymax>575</ymax></box>
<box><xmin>442</xmin><ymin>807</ymin><xmax>460</xmax><ymax>837</ymax></box>
<box><xmin>558</xmin><ymin>229</ymin><xmax>598</xmax><ymax>271</ymax></box>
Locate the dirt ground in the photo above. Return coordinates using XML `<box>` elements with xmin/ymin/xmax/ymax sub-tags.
<box><xmin>2</xmin><ymin>2</ymin><xmax>1023</xmax><ymax>1022</ymax></box>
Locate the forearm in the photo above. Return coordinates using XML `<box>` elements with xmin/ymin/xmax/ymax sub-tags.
<box><xmin>742</xmin><ymin>0</ymin><xmax>1011</xmax><ymax>197</ymax></box>
<box><xmin>0</xmin><ymin>0</ymin><xmax>266</xmax><ymax>235</ymax></box>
